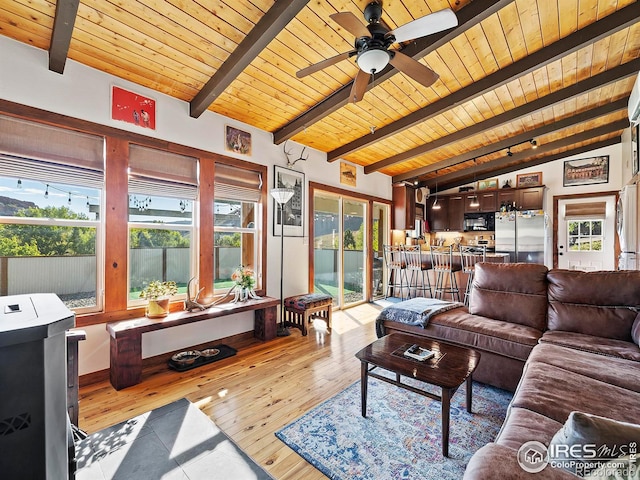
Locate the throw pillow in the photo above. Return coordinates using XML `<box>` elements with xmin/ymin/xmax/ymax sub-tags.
<box><xmin>549</xmin><ymin>411</ymin><xmax>640</xmax><ymax>477</ymax></box>
<box><xmin>631</xmin><ymin>311</ymin><xmax>640</xmax><ymax>346</ymax></box>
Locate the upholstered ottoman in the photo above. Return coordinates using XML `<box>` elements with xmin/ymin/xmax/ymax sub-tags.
<box><xmin>284</xmin><ymin>293</ymin><xmax>333</xmax><ymax>336</ymax></box>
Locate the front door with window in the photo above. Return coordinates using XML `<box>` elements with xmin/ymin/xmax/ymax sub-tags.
<box><xmin>557</xmin><ymin>196</ymin><xmax>616</xmax><ymax>271</ymax></box>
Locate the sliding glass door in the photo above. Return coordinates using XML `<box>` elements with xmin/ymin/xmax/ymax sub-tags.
<box><xmin>342</xmin><ymin>199</ymin><xmax>367</xmax><ymax>306</ymax></box>
<box><xmin>313</xmin><ymin>192</ymin><xmax>368</xmax><ymax>308</ymax></box>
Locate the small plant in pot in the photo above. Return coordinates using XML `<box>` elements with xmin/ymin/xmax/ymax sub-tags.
<box><xmin>139</xmin><ymin>280</ymin><xmax>178</xmax><ymax>318</ymax></box>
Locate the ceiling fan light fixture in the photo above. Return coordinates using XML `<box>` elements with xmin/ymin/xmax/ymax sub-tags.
<box><xmin>357</xmin><ymin>49</ymin><xmax>390</xmax><ymax>74</ymax></box>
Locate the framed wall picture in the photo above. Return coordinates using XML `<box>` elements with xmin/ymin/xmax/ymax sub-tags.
<box><xmin>273</xmin><ymin>165</ymin><xmax>304</xmax><ymax>237</ymax></box>
<box><xmin>563</xmin><ymin>156</ymin><xmax>609</xmax><ymax>187</ymax></box>
<box><xmin>225</xmin><ymin>125</ymin><xmax>252</xmax><ymax>155</ymax></box>
<box><xmin>340</xmin><ymin>162</ymin><xmax>356</xmax><ymax>187</ymax></box>
<box><xmin>516</xmin><ymin>172</ymin><xmax>542</xmax><ymax>188</ymax></box>
<box><xmin>111</xmin><ymin>86</ymin><xmax>156</xmax><ymax>130</ymax></box>
<box><xmin>477</xmin><ymin>178</ymin><xmax>498</xmax><ymax>190</ymax></box>
<box><xmin>632</xmin><ymin>124</ymin><xmax>639</xmax><ymax>176</ymax></box>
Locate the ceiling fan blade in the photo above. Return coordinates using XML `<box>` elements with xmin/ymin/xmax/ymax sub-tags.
<box><xmin>388</xmin><ymin>51</ymin><xmax>439</xmax><ymax>88</ymax></box>
<box><xmin>349</xmin><ymin>69</ymin><xmax>371</xmax><ymax>103</ymax></box>
<box><xmin>388</xmin><ymin>8</ymin><xmax>458</xmax><ymax>44</ymax></box>
<box><xmin>297</xmin><ymin>51</ymin><xmax>356</xmax><ymax>78</ymax></box>
<box><xmin>330</xmin><ymin>12</ymin><xmax>371</xmax><ymax>38</ymax></box>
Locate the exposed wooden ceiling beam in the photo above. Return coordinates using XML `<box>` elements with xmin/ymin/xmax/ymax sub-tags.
<box><xmin>190</xmin><ymin>0</ymin><xmax>309</xmax><ymax>118</ymax></box>
<box><xmin>424</xmin><ymin>119</ymin><xmax>629</xmax><ymax>191</ymax></box>
<box><xmin>328</xmin><ymin>3</ymin><xmax>640</xmax><ymax>162</ymax></box>
<box><xmin>48</xmin><ymin>0</ymin><xmax>79</xmax><ymax>73</ymax></box>
<box><xmin>392</xmin><ymin>97</ymin><xmax>629</xmax><ymax>184</ymax></box>
<box><xmin>272</xmin><ymin>0</ymin><xmax>514</xmax><ymax>144</ymax></box>
<box><xmin>367</xmin><ymin>59</ymin><xmax>640</xmax><ymax>174</ymax></box>
<box><xmin>434</xmin><ymin>137</ymin><xmax>621</xmax><ymax>192</ymax></box>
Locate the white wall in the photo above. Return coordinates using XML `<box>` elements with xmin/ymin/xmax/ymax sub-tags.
<box><xmin>0</xmin><ymin>36</ymin><xmax>391</xmax><ymax>375</ymax></box>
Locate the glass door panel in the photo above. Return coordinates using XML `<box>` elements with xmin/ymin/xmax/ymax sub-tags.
<box><xmin>342</xmin><ymin>200</ymin><xmax>366</xmax><ymax>306</ymax></box>
<box><xmin>313</xmin><ymin>194</ymin><xmax>340</xmax><ymax>305</ymax></box>
<box><xmin>372</xmin><ymin>202</ymin><xmax>389</xmax><ymax>299</ymax></box>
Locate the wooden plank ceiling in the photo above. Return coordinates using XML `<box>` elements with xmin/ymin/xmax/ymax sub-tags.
<box><xmin>1</xmin><ymin>0</ymin><xmax>639</xmax><ymax>192</ymax></box>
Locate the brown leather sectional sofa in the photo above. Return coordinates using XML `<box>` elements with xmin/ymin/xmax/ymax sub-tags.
<box><xmin>377</xmin><ymin>262</ymin><xmax>640</xmax><ymax>479</ymax></box>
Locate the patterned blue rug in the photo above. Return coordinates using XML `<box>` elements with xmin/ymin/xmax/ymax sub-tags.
<box><xmin>275</xmin><ymin>374</ymin><xmax>512</xmax><ymax>480</ymax></box>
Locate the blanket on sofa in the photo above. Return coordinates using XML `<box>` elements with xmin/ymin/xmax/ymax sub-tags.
<box><xmin>376</xmin><ymin>298</ymin><xmax>463</xmax><ymax>337</ymax></box>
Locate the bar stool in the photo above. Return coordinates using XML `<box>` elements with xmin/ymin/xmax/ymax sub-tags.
<box><xmin>403</xmin><ymin>244</ymin><xmax>433</xmax><ymax>298</ymax></box>
<box><xmin>383</xmin><ymin>245</ymin><xmax>408</xmax><ymax>299</ymax></box>
<box><xmin>430</xmin><ymin>245</ymin><xmax>461</xmax><ymax>302</ymax></box>
<box><xmin>460</xmin><ymin>246</ymin><xmax>486</xmax><ymax>306</ymax></box>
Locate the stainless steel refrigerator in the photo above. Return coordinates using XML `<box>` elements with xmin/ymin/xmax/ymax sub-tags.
<box><xmin>495</xmin><ymin>210</ymin><xmax>546</xmax><ymax>264</ymax></box>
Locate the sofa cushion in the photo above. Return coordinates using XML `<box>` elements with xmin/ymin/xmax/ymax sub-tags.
<box><xmin>549</xmin><ymin>411</ymin><xmax>640</xmax><ymax>477</ymax></box>
<box><xmin>632</xmin><ymin>312</ymin><xmax>640</xmax><ymax>346</ymax></box>
<box><xmin>547</xmin><ymin>269</ymin><xmax>640</xmax><ymax>341</ymax></box>
<box><xmin>529</xmin><ymin>342</ymin><xmax>640</xmax><ymax>392</ymax></box>
<box><xmin>428</xmin><ymin>308</ymin><xmax>542</xmax><ymax>361</ymax></box>
<box><xmin>495</xmin><ymin>407</ymin><xmax>563</xmax><ymax>451</ymax></box>
<box><xmin>511</xmin><ymin>362</ymin><xmax>640</xmax><ymax>425</ymax></box>
<box><xmin>463</xmin><ymin>443</ymin><xmax>577</xmax><ymax>480</ymax></box>
<box><xmin>540</xmin><ymin>331</ymin><xmax>640</xmax><ymax>363</ymax></box>
<box><xmin>470</xmin><ymin>262</ymin><xmax>548</xmax><ymax>331</ymax></box>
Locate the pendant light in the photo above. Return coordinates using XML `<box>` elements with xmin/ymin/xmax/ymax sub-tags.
<box><xmin>469</xmin><ymin>159</ymin><xmax>480</xmax><ymax>208</ymax></box>
<box><xmin>432</xmin><ymin>171</ymin><xmax>441</xmax><ymax>210</ymax></box>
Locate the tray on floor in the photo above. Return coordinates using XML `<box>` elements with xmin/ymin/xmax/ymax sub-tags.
<box><xmin>168</xmin><ymin>344</ymin><xmax>237</xmax><ymax>372</ymax></box>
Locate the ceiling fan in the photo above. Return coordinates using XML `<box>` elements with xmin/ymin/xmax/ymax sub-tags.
<box><xmin>296</xmin><ymin>1</ymin><xmax>458</xmax><ymax>103</ymax></box>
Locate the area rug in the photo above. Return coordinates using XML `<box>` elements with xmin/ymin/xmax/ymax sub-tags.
<box><xmin>76</xmin><ymin>398</ymin><xmax>273</xmax><ymax>480</ymax></box>
<box><xmin>275</xmin><ymin>375</ymin><xmax>512</xmax><ymax>480</ymax></box>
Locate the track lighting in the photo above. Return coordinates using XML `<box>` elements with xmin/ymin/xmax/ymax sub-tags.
<box><xmin>68</xmin><ymin>192</ymin><xmax>72</xmax><ymax>205</ymax></box>
<box><xmin>530</xmin><ymin>139</ymin><xmax>538</xmax><ymax>148</ymax></box>
<box><xmin>44</xmin><ymin>185</ymin><xmax>49</xmax><ymax>199</ymax></box>
<box><xmin>507</xmin><ymin>147</ymin><xmax>513</xmax><ymax>157</ymax></box>
<box><xmin>17</xmin><ymin>179</ymin><xmax>22</xmax><ymax>189</ymax></box>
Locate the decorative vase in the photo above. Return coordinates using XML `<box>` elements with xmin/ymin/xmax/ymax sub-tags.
<box><xmin>146</xmin><ymin>297</ymin><xmax>170</xmax><ymax>318</ymax></box>
<box><xmin>232</xmin><ymin>286</ymin><xmax>260</xmax><ymax>303</ymax></box>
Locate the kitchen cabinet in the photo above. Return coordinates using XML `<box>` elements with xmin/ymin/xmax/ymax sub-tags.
<box><xmin>517</xmin><ymin>186</ymin><xmax>544</xmax><ymax>210</ymax></box>
<box><xmin>428</xmin><ymin>196</ymin><xmax>448</xmax><ymax>231</ymax></box>
<box><xmin>392</xmin><ymin>185</ymin><xmax>415</xmax><ymax>230</ymax></box>
<box><xmin>497</xmin><ymin>189</ymin><xmax>517</xmax><ymax>210</ymax></box>
<box><xmin>498</xmin><ymin>186</ymin><xmax>544</xmax><ymax>211</ymax></box>
<box><xmin>447</xmin><ymin>194</ymin><xmax>465</xmax><ymax>231</ymax></box>
<box><xmin>466</xmin><ymin>191</ymin><xmax>497</xmax><ymax>213</ymax></box>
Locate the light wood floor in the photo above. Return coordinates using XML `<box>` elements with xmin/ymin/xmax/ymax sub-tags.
<box><xmin>78</xmin><ymin>302</ymin><xmax>383</xmax><ymax>480</ymax></box>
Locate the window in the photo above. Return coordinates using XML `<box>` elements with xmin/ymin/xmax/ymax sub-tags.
<box><xmin>128</xmin><ymin>145</ymin><xmax>198</xmax><ymax>304</ymax></box>
<box><xmin>0</xmin><ymin>115</ymin><xmax>104</xmax><ymax>313</ymax></box>
<box><xmin>568</xmin><ymin>220</ymin><xmax>603</xmax><ymax>252</ymax></box>
<box><xmin>214</xmin><ymin>163</ymin><xmax>262</xmax><ymax>292</ymax></box>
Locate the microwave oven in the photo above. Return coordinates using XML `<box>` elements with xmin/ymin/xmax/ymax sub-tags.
<box><xmin>463</xmin><ymin>212</ymin><xmax>495</xmax><ymax>232</ymax></box>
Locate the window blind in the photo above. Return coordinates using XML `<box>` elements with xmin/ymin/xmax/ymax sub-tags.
<box><xmin>214</xmin><ymin>163</ymin><xmax>262</xmax><ymax>202</ymax></box>
<box><xmin>128</xmin><ymin>145</ymin><xmax>198</xmax><ymax>199</ymax></box>
<box><xmin>564</xmin><ymin>202</ymin><xmax>607</xmax><ymax>219</ymax></box>
<box><xmin>0</xmin><ymin>154</ymin><xmax>103</xmax><ymax>189</ymax></box>
<box><xmin>0</xmin><ymin>114</ymin><xmax>104</xmax><ymax>171</ymax></box>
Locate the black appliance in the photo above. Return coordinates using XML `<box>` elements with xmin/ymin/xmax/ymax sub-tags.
<box><xmin>463</xmin><ymin>212</ymin><xmax>495</xmax><ymax>232</ymax></box>
<box><xmin>0</xmin><ymin>294</ymin><xmax>75</xmax><ymax>479</ymax></box>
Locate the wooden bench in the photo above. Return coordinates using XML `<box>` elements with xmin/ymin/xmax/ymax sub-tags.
<box><xmin>106</xmin><ymin>296</ymin><xmax>279</xmax><ymax>390</ymax></box>
<box><xmin>284</xmin><ymin>293</ymin><xmax>333</xmax><ymax>336</ymax></box>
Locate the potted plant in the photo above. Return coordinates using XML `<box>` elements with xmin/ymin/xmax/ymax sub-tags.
<box><xmin>139</xmin><ymin>280</ymin><xmax>178</xmax><ymax>318</ymax></box>
<box><xmin>231</xmin><ymin>266</ymin><xmax>259</xmax><ymax>302</ymax></box>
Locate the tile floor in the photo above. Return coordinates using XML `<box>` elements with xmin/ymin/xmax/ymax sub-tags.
<box><xmin>75</xmin><ymin>398</ymin><xmax>272</xmax><ymax>480</ymax></box>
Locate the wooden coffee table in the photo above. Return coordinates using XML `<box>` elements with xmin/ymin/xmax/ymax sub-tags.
<box><xmin>355</xmin><ymin>332</ymin><xmax>481</xmax><ymax>457</ymax></box>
